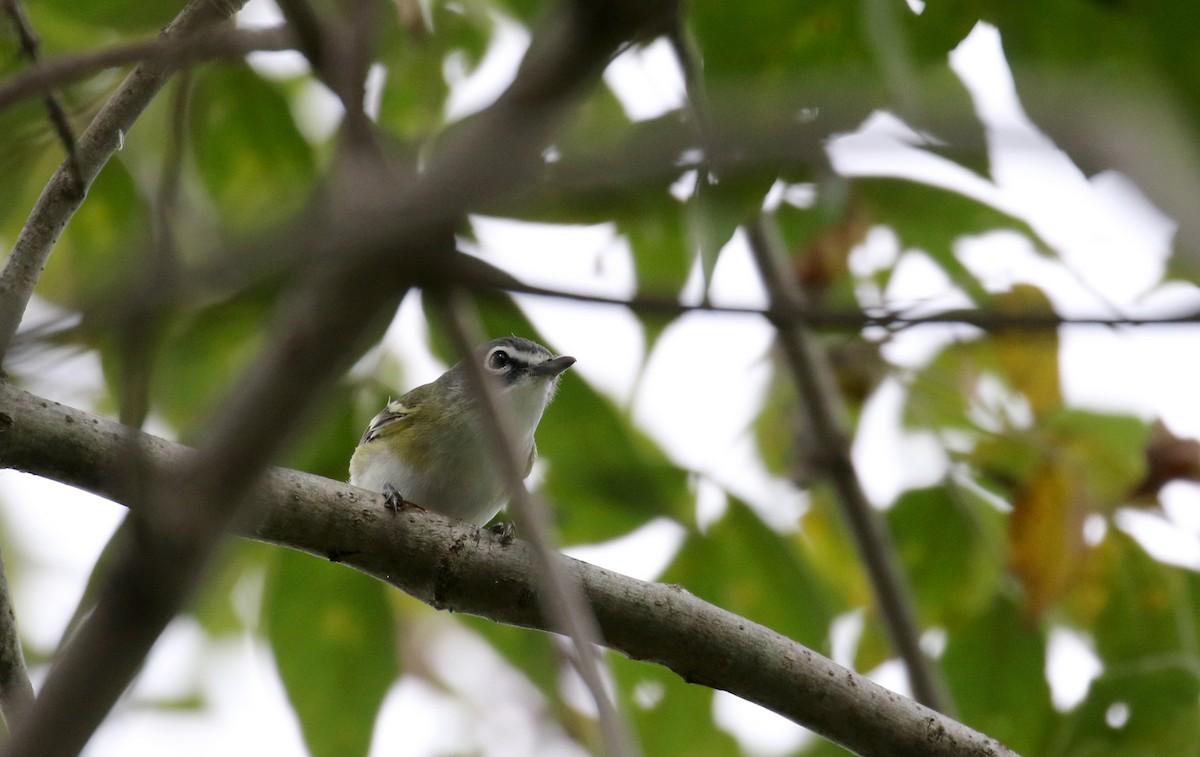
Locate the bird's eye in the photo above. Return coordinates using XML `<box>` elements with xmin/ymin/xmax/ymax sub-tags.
<box><xmin>487</xmin><ymin>349</ymin><xmax>511</xmax><ymax>371</ymax></box>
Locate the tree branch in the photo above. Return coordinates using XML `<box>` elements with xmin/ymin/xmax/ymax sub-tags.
<box><xmin>0</xmin><ymin>545</ymin><xmax>33</xmax><ymax>734</ymax></box>
<box><xmin>746</xmin><ymin>215</ymin><xmax>954</xmax><ymax>714</ymax></box>
<box><xmin>0</xmin><ymin>381</ymin><xmax>1017</xmax><ymax>757</ymax></box>
<box><xmin>0</xmin><ymin>26</ymin><xmax>294</xmax><ymax>115</ymax></box>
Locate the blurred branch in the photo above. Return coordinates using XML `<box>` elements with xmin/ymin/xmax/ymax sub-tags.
<box><xmin>746</xmin><ymin>215</ymin><xmax>954</xmax><ymax>714</ymax></box>
<box><xmin>0</xmin><ymin>381</ymin><xmax>1018</xmax><ymax>757</ymax></box>
<box><xmin>0</xmin><ymin>546</ymin><xmax>34</xmax><ymax>735</ymax></box>
<box><xmin>0</xmin><ymin>0</ymin><xmax>253</xmax><ymax>361</ymax></box>
<box><xmin>2</xmin><ymin>0</ymin><xmax>82</xmax><ymax>186</ymax></box>
<box><xmin>0</xmin><ymin>26</ymin><xmax>293</xmax><ymax>115</ymax></box>
<box><xmin>273</xmin><ymin>0</ymin><xmax>377</xmax><ymax>146</ymax></box>
<box><xmin>666</xmin><ymin>23</ymin><xmax>950</xmax><ymax>712</ymax></box>
<box><xmin>435</xmin><ymin>291</ymin><xmax>639</xmax><ymax>757</ymax></box>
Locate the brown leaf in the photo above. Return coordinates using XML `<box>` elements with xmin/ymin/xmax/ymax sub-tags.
<box><xmin>793</xmin><ymin>200</ymin><xmax>870</xmax><ymax>294</ymax></box>
<box><xmin>1131</xmin><ymin>419</ymin><xmax>1200</xmax><ymax>499</ymax></box>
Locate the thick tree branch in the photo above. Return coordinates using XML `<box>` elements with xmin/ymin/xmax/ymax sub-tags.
<box><xmin>0</xmin><ymin>381</ymin><xmax>1017</xmax><ymax>757</ymax></box>
<box><xmin>746</xmin><ymin>216</ymin><xmax>954</xmax><ymax>714</ymax></box>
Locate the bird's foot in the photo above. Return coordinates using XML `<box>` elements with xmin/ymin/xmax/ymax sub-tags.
<box><xmin>488</xmin><ymin>521</ymin><xmax>515</xmax><ymax>545</ymax></box>
<box><xmin>381</xmin><ymin>484</ymin><xmax>421</xmax><ymax>514</ymax></box>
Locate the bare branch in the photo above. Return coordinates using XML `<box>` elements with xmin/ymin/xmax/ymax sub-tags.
<box><xmin>0</xmin><ymin>381</ymin><xmax>1018</xmax><ymax>757</ymax></box>
<box><xmin>746</xmin><ymin>215</ymin><xmax>954</xmax><ymax>714</ymax></box>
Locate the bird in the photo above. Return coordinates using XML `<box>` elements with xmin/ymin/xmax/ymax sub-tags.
<box><xmin>350</xmin><ymin>336</ymin><xmax>575</xmax><ymax>526</ymax></box>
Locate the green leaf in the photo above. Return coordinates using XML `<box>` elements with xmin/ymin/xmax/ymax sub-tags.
<box><xmin>190</xmin><ymin>64</ymin><xmax>317</xmax><ymax>235</ymax></box>
<box><xmin>190</xmin><ymin>540</ymin><xmax>275</xmax><ymax>636</ymax></box>
<box><xmin>886</xmin><ymin>485</ymin><xmax>1005</xmax><ymax>629</ymax></box>
<box><xmin>942</xmin><ymin>595</ymin><xmax>1052</xmax><ymax>755</ymax></box>
<box><xmin>690</xmin><ymin>0</ymin><xmax>870</xmax><ymax>81</ymax></box>
<box><xmin>39</xmin><ymin>159</ymin><xmax>148</xmax><ymax>306</ymax></box>
<box><xmin>663</xmin><ymin>500</ymin><xmax>843</xmax><ymax>654</ymax></box>
<box><xmin>540</xmin><ymin>370</ymin><xmax>692</xmax><ymax>542</ymax></box>
<box><xmin>686</xmin><ymin>173</ymin><xmax>775</xmax><ymax>294</ymax></box>
<box><xmin>283</xmin><ymin>384</ymin><xmax>365</xmax><ymax>481</ymax></box>
<box><xmin>26</xmin><ymin>0</ymin><xmax>180</xmax><ymax>38</ymax></box>
<box><xmin>264</xmin><ymin>549</ymin><xmax>398</xmax><ymax>757</ymax></box>
<box><xmin>1052</xmin><ymin>668</ymin><xmax>1200</xmax><ymax>756</ymax></box>
<box><xmin>611</xmin><ymin>653</ymin><xmax>742</xmax><ymax>757</ymax></box>
<box><xmin>1089</xmin><ymin>530</ymin><xmax>1195</xmax><ymax>665</ymax></box>
<box><xmin>902</xmin><ymin>338</ymin><xmax>985</xmax><ymax>433</ymax></box>
<box><xmin>150</xmin><ymin>291</ymin><xmax>274</xmax><ymax>435</ymax></box>
<box><xmin>856</xmin><ymin>179</ymin><xmax>1038</xmax><ymax>304</ymax></box>
<box><xmin>1041</xmin><ymin>409</ymin><xmax>1149</xmax><ymax>505</ymax></box>
<box><xmin>0</xmin><ymin>110</ymin><xmax>66</xmax><ymax>232</ymax></box>
<box><xmin>624</xmin><ymin>197</ymin><xmax>693</xmax><ymax>298</ymax></box>
<box><xmin>375</xmin><ymin>1</ymin><xmax>496</xmax><ymax>143</ymax></box>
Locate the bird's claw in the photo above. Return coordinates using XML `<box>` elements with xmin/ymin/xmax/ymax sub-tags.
<box><xmin>381</xmin><ymin>483</ymin><xmax>420</xmax><ymax>514</ymax></box>
<box><xmin>488</xmin><ymin>521</ymin><xmax>515</xmax><ymax>545</ymax></box>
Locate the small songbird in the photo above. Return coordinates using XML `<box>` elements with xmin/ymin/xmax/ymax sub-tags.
<box><xmin>350</xmin><ymin>337</ymin><xmax>575</xmax><ymax>526</ymax></box>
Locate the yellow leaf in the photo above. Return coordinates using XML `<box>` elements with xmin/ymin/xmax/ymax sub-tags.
<box><xmin>1009</xmin><ymin>461</ymin><xmax>1088</xmax><ymax>618</ymax></box>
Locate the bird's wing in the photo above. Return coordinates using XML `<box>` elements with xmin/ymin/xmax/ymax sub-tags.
<box><xmin>361</xmin><ymin>399</ymin><xmax>413</xmax><ymax>444</ymax></box>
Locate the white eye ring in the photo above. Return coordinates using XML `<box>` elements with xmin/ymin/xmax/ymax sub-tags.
<box><xmin>487</xmin><ymin>349</ymin><xmax>511</xmax><ymax>371</ymax></box>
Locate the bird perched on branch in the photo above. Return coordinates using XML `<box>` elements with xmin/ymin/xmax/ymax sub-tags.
<box><xmin>350</xmin><ymin>336</ymin><xmax>575</xmax><ymax>526</ymax></box>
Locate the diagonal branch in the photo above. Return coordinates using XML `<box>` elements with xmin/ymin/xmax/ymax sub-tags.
<box><xmin>746</xmin><ymin>215</ymin><xmax>955</xmax><ymax>714</ymax></box>
<box><xmin>0</xmin><ymin>381</ymin><xmax>1017</xmax><ymax>757</ymax></box>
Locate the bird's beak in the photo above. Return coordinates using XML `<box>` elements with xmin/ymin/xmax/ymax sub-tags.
<box><xmin>533</xmin><ymin>355</ymin><xmax>576</xmax><ymax>377</ymax></box>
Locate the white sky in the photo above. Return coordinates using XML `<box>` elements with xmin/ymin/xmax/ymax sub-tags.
<box><xmin>3</xmin><ymin>4</ymin><xmax>1200</xmax><ymax>756</ymax></box>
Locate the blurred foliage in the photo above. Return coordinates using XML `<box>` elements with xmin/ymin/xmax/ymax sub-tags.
<box><xmin>4</xmin><ymin>0</ymin><xmax>1200</xmax><ymax>756</ymax></box>
<box><xmin>265</xmin><ymin>550</ymin><xmax>398</xmax><ymax>757</ymax></box>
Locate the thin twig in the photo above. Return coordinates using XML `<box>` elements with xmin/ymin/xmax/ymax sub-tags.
<box><xmin>463</xmin><ymin>272</ymin><xmax>1200</xmax><ymax>333</ymax></box>
<box><xmin>2</xmin><ymin>0</ymin><xmax>83</xmax><ymax>187</ymax></box>
<box><xmin>0</xmin><ymin>380</ymin><xmax>1019</xmax><ymax>757</ymax></box>
<box><xmin>746</xmin><ymin>214</ymin><xmax>954</xmax><ymax>713</ymax></box>
<box><xmin>0</xmin><ymin>26</ymin><xmax>294</xmax><ymax>115</ymax></box>
<box><xmin>434</xmin><ymin>291</ymin><xmax>640</xmax><ymax>757</ymax></box>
